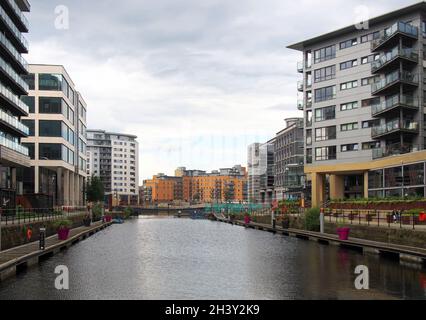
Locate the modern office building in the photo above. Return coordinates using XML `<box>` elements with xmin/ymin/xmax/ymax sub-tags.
<box><xmin>86</xmin><ymin>130</ymin><xmax>139</xmax><ymax>205</ymax></box>
<box><xmin>288</xmin><ymin>2</ymin><xmax>426</xmax><ymax>207</ymax></box>
<box><xmin>0</xmin><ymin>0</ymin><xmax>31</xmax><ymax>208</ymax></box>
<box><xmin>274</xmin><ymin>118</ymin><xmax>305</xmax><ymax>201</ymax></box>
<box><xmin>21</xmin><ymin>64</ymin><xmax>87</xmax><ymax>207</ymax></box>
<box><xmin>247</xmin><ymin>140</ymin><xmax>275</xmax><ymax>204</ymax></box>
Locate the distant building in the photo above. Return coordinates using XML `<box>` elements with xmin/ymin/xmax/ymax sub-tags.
<box><xmin>86</xmin><ymin>130</ymin><xmax>139</xmax><ymax>205</ymax></box>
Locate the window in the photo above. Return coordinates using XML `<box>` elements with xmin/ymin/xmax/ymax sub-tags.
<box><xmin>340</xmin><ymin>80</ymin><xmax>358</xmax><ymax>90</ymax></box>
<box><xmin>39</xmin><ymin>97</ymin><xmax>62</xmax><ymax>114</ymax></box>
<box><xmin>315</xmin><ymin>105</ymin><xmax>335</xmax><ymax>122</ymax></box>
<box><xmin>314</xmin><ymin>65</ymin><xmax>336</xmax><ymax>83</ymax></box>
<box><xmin>369</xmin><ymin>169</ymin><xmax>383</xmax><ymax>189</ymax></box>
<box><xmin>306</xmin><ymin>149</ymin><xmax>312</xmax><ymax>164</ymax></box>
<box><xmin>385</xmin><ymin>166</ymin><xmax>403</xmax><ymax>188</ymax></box>
<box><xmin>21</xmin><ymin>96</ymin><xmax>35</xmax><ymax>113</ymax></box>
<box><xmin>361</xmin><ymin>54</ymin><xmax>380</xmax><ymax>64</ymax></box>
<box><xmin>340</xmin><ymin>59</ymin><xmax>358</xmax><ymax>70</ymax></box>
<box><xmin>341</xmin><ymin>144</ymin><xmax>359</xmax><ymax>152</ymax></box>
<box><xmin>306</xmin><ymin>129</ymin><xmax>312</xmax><ymax>146</ymax></box>
<box><xmin>362</xmin><ymin>141</ymin><xmax>380</xmax><ymax>150</ymax></box>
<box><xmin>314</xmin><ymin>85</ymin><xmax>336</xmax><ymax>102</ymax></box>
<box><xmin>362</xmin><ymin>120</ymin><xmax>380</xmax><ymax>129</ymax></box>
<box><xmin>39</xmin><ymin>120</ymin><xmax>62</xmax><ymax>137</ymax></box>
<box><xmin>22</xmin><ymin>73</ymin><xmax>35</xmax><ymax>90</ymax></box>
<box><xmin>341</xmin><ymin>122</ymin><xmax>358</xmax><ymax>131</ymax></box>
<box><xmin>361</xmin><ymin>76</ymin><xmax>380</xmax><ymax>86</ymax></box>
<box><xmin>404</xmin><ymin>163</ymin><xmax>424</xmax><ymax>186</ymax></box>
<box><xmin>340</xmin><ymin>38</ymin><xmax>358</xmax><ymax>49</ymax></box>
<box><xmin>314</xmin><ymin>45</ymin><xmax>336</xmax><ymax>63</ymax></box>
<box><xmin>361</xmin><ymin>31</ymin><xmax>380</xmax><ymax>43</ymax></box>
<box><xmin>315</xmin><ymin>146</ymin><xmax>336</xmax><ymax>161</ymax></box>
<box><xmin>39</xmin><ymin>143</ymin><xmax>62</xmax><ymax>160</ymax></box>
<box><xmin>39</xmin><ymin>74</ymin><xmax>64</xmax><ymax>91</ymax></box>
<box><xmin>362</xmin><ymin>97</ymin><xmax>380</xmax><ymax>107</ymax></box>
<box><xmin>306</xmin><ymin>110</ymin><xmax>312</xmax><ymax>127</ymax></box>
<box><xmin>22</xmin><ymin>120</ymin><xmax>35</xmax><ymax>136</ymax></box>
<box><xmin>340</xmin><ymin>101</ymin><xmax>358</xmax><ymax>111</ymax></box>
<box><xmin>22</xmin><ymin>143</ymin><xmax>35</xmax><ymax>159</ymax></box>
<box><xmin>315</xmin><ymin>126</ymin><xmax>336</xmax><ymax>142</ymax></box>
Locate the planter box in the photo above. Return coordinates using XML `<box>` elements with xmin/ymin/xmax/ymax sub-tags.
<box><xmin>58</xmin><ymin>228</ymin><xmax>70</xmax><ymax>241</ymax></box>
<box><xmin>337</xmin><ymin>227</ymin><xmax>350</xmax><ymax>240</ymax></box>
<box><xmin>105</xmin><ymin>216</ymin><xmax>112</xmax><ymax>223</ymax></box>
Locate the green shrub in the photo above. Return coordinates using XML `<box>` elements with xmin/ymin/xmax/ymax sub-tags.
<box><xmin>123</xmin><ymin>207</ymin><xmax>133</xmax><ymax>219</ymax></box>
<box><xmin>92</xmin><ymin>203</ymin><xmax>103</xmax><ymax>221</ymax></box>
<box><xmin>53</xmin><ymin>219</ymin><xmax>72</xmax><ymax>230</ymax></box>
<box><xmin>304</xmin><ymin>207</ymin><xmax>320</xmax><ymax>232</ymax></box>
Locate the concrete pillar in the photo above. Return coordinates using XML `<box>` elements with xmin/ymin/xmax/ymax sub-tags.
<box><xmin>311</xmin><ymin>172</ymin><xmax>325</xmax><ymax>208</ymax></box>
<box><xmin>11</xmin><ymin>168</ymin><xmax>16</xmax><ymax>190</ymax></box>
<box><xmin>75</xmin><ymin>175</ymin><xmax>80</xmax><ymax>206</ymax></box>
<box><xmin>363</xmin><ymin>171</ymin><xmax>369</xmax><ymax>199</ymax></box>
<box><xmin>57</xmin><ymin>168</ymin><xmax>63</xmax><ymax>206</ymax></box>
<box><xmin>34</xmin><ymin>165</ymin><xmax>39</xmax><ymax>193</ymax></box>
<box><xmin>329</xmin><ymin>174</ymin><xmax>344</xmax><ymax>200</ymax></box>
<box><xmin>70</xmin><ymin>173</ymin><xmax>75</xmax><ymax>206</ymax></box>
<box><xmin>64</xmin><ymin>170</ymin><xmax>70</xmax><ymax>206</ymax></box>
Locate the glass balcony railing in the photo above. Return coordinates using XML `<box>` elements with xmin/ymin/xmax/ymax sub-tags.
<box><xmin>297</xmin><ymin>99</ymin><xmax>303</xmax><ymax>110</ymax></box>
<box><xmin>0</xmin><ymin>55</ymin><xmax>28</xmax><ymax>91</ymax></box>
<box><xmin>371</xmin><ymin>70</ymin><xmax>418</xmax><ymax>94</ymax></box>
<box><xmin>371</xmin><ymin>94</ymin><xmax>418</xmax><ymax>115</ymax></box>
<box><xmin>0</xmin><ymin>5</ymin><xmax>29</xmax><ymax>51</ymax></box>
<box><xmin>0</xmin><ymin>82</ymin><xmax>29</xmax><ymax>114</ymax></box>
<box><xmin>372</xmin><ymin>143</ymin><xmax>420</xmax><ymax>159</ymax></box>
<box><xmin>5</xmin><ymin>0</ymin><xmax>29</xmax><ymax>30</ymax></box>
<box><xmin>0</xmin><ymin>109</ymin><xmax>29</xmax><ymax>135</ymax></box>
<box><xmin>371</xmin><ymin>47</ymin><xmax>418</xmax><ymax>73</ymax></box>
<box><xmin>0</xmin><ymin>135</ymin><xmax>28</xmax><ymax>156</ymax></box>
<box><xmin>0</xmin><ymin>32</ymin><xmax>28</xmax><ymax>70</ymax></box>
<box><xmin>297</xmin><ymin>81</ymin><xmax>304</xmax><ymax>92</ymax></box>
<box><xmin>372</xmin><ymin>21</ymin><xmax>418</xmax><ymax>50</ymax></box>
<box><xmin>372</xmin><ymin>118</ymin><xmax>418</xmax><ymax>137</ymax></box>
<box><xmin>297</xmin><ymin>61</ymin><xmax>303</xmax><ymax>73</ymax></box>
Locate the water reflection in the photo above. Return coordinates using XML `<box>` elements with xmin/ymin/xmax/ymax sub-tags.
<box><xmin>0</xmin><ymin>218</ymin><xmax>425</xmax><ymax>300</ymax></box>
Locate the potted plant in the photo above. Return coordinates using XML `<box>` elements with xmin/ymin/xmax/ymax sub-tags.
<box><xmin>54</xmin><ymin>219</ymin><xmax>73</xmax><ymax>241</ymax></box>
<box><xmin>336</xmin><ymin>223</ymin><xmax>350</xmax><ymax>241</ymax></box>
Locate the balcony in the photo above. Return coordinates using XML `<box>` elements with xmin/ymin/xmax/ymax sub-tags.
<box><xmin>371</xmin><ymin>71</ymin><xmax>418</xmax><ymax>95</ymax></box>
<box><xmin>297</xmin><ymin>61</ymin><xmax>303</xmax><ymax>73</ymax></box>
<box><xmin>0</xmin><ymin>108</ymin><xmax>28</xmax><ymax>136</ymax></box>
<box><xmin>0</xmin><ymin>82</ymin><xmax>29</xmax><ymax>116</ymax></box>
<box><xmin>372</xmin><ymin>143</ymin><xmax>420</xmax><ymax>160</ymax></box>
<box><xmin>0</xmin><ymin>135</ymin><xmax>28</xmax><ymax>156</ymax></box>
<box><xmin>371</xmin><ymin>94</ymin><xmax>418</xmax><ymax>117</ymax></box>
<box><xmin>0</xmin><ymin>55</ymin><xmax>28</xmax><ymax>94</ymax></box>
<box><xmin>297</xmin><ymin>99</ymin><xmax>303</xmax><ymax>110</ymax></box>
<box><xmin>0</xmin><ymin>32</ymin><xmax>28</xmax><ymax>74</ymax></box>
<box><xmin>371</xmin><ymin>47</ymin><xmax>418</xmax><ymax>74</ymax></box>
<box><xmin>297</xmin><ymin>81</ymin><xmax>304</xmax><ymax>92</ymax></box>
<box><xmin>371</xmin><ymin>118</ymin><xmax>418</xmax><ymax>139</ymax></box>
<box><xmin>3</xmin><ymin>0</ymin><xmax>29</xmax><ymax>32</ymax></box>
<box><xmin>0</xmin><ymin>5</ymin><xmax>29</xmax><ymax>53</ymax></box>
<box><xmin>371</xmin><ymin>22</ymin><xmax>418</xmax><ymax>52</ymax></box>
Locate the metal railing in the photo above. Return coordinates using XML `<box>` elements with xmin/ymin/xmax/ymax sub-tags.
<box><xmin>0</xmin><ymin>32</ymin><xmax>28</xmax><ymax>70</ymax></box>
<box><xmin>372</xmin><ymin>21</ymin><xmax>418</xmax><ymax>50</ymax></box>
<box><xmin>5</xmin><ymin>0</ymin><xmax>30</xmax><ymax>30</ymax></box>
<box><xmin>371</xmin><ymin>47</ymin><xmax>418</xmax><ymax>73</ymax></box>
<box><xmin>371</xmin><ymin>94</ymin><xmax>418</xmax><ymax>116</ymax></box>
<box><xmin>372</xmin><ymin>70</ymin><xmax>418</xmax><ymax>94</ymax></box>
<box><xmin>0</xmin><ymin>5</ymin><xmax>29</xmax><ymax>51</ymax></box>
<box><xmin>0</xmin><ymin>207</ymin><xmax>87</xmax><ymax>226</ymax></box>
<box><xmin>371</xmin><ymin>118</ymin><xmax>418</xmax><ymax>137</ymax></box>
<box><xmin>324</xmin><ymin>208</ymin><xmax>426</xmax><ymax>230</ymax></box>
<box><xmin>372</xmin><ymin>143</ymin><xmax>420</xmax><ymax>159</ymax></box>
<box><xmin>0</xmin><ymin>81</ymin><xmax>29</xmax><ymax>114</ymax></box>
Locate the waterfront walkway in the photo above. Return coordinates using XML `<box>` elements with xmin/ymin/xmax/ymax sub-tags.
<box><xmin>0</xmin><ymin>221</ymin><xmax>112</xmax><ymax>281</ymax></box>
<box><xmin>214</xmin><ymin>216</ymin><xmax>426</xmax><ymax>265</ymax></box>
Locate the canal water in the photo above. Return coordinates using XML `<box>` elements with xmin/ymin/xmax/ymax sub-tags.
<box><xmin>0</xmin><ymin>217</ymin><xmax>425</xmax><ymax>300</ymax></box>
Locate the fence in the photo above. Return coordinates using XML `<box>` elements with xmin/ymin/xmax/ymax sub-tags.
<box><xmin>0</xmin><ymin>206</ymin><xmax>87</xmax><ymax>226</ymax></box>
<box><xmin>324</xmin><ymin>208</ymin><xmax>426</xmax><ymax>230</ymax></box>
<box><xmin>204</xmin><ymin>203</ymin><xmax>272</xmax><ymax>215</ymax></box>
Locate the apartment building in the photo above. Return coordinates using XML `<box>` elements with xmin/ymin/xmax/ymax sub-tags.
<box><xmin>0</xmin><ymin>0</ymin><xmax>31</xmax><ymax>208</ymax></box>
<box><xmin>86</xmin><ymin>130</ymin><xmax>139</xmax><ymax>205</ymax></box>
<box><xmin>247</xmin><ymin>140</ymin><xmax>275</xmax><ymax>204</ymax></box>
<box><xmin>274</xmin><ymin>118</ymin><xmax>305</xmax><ymax>201</ymax></box>
<box><xmin>21</xmin><ymin>64</ymin><xmax>87</xmax><ymax>207</ymax></box>
<box><xmin>143</xmin><ymin>165</ymin><xmax>247</xmax><ymax>204</ymax></box>
<box><xmin>288</xmin><ymin>2</ymin><xmax>426</xmax><ymax>207</ymax></box>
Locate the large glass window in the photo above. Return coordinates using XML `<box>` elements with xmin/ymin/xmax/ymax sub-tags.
<box><xmin>315</xmin><ymin>105</ymin><xmax>335</xmax><ymax>122</ymax></box>
<box><xmin>39</xmin><ymin>74</ymin><xmax>63</xmax><ymax>91</ymax></box>
<box><xmin>306</xmin><ymin>110</ymin><xmax>312</xmax><ymax>127</ymax></box>
<box><xmin>314</xmin><ymin>65</ymin><xmax>336</xmax><ymax>83</ymax></box>
<box><xmin>314</xmin><ymin>45</ymin><xmax>336</xmax><ymax>63</ymax></box>
<box><xmin>315</xmin><ymin>86</ymin><xmax>336</xmax><ymax>102</ymax></box>
<box><xmin>340</xmin><ymin>38</ymin><xmax>358</xmax><ymax>49</ymax></box>
<box><xmin>340</xmin><ymin>59</ymin><xmax>358</xmax><ymax>70</ymax></box>
<box><xmin>315</xmin><ymin>146</ymin><xmax>336</xmax><ymax>161</ymax></box>
<box><xmin>39</xmin><ymin>120</ymin><xmax>62</xmax><ymax>137</ymax></box>
<box><xmin>21</xmin><ymin>96</ymin><xmax>35</xmax><ymax>113</ymax></box>
<box><xmin>39</xmin><ymin>143</ymin><xmax>62</xmax><ymax>160</ymax></box>
<box><xmin>369</xmin><ymin>170</ymin><xmax>383</xmax><ymax>189</ymax></box>
<box><xmin>315</xmin><ymin>126</ymin><xmax>336</xmax><ymax>141</ymax></box>
<box><xmin>22</xmin><ymin>143</ymin><xmax>35</xmax><ymax>159</ymax></box>
<box><xmin>385</xmin><ymin>166</ymin><xmax>403</xmax><ymax>188</ymax></box>
<box><xmin>22</xmin><ymin>73</ymin><xmax>35</xmax><ymax>90</ymax></box>
<box><xmin>403</xmin><ymin>163</ymin><xmax>424</xmax><ymax>186</ymax></box>
<box><xmin>39</xmin><ymin>97</ymin><xmax>62</xmax><ymax>114</ymax></box>
<box><xmin>22</xmin><ymin>119</ymin><xmax>35</xmax><ymax>136</ymax></box>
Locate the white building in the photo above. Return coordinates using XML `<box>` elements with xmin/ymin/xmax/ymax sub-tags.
<box><xmin>87</xmin><ymin>130</ymin><xmax>139</xmax><ymax>205</ymax></box>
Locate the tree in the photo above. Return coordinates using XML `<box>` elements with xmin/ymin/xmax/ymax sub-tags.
<box><xmin>86</xmin><ymin>176</ymin><xmax>105</xmax><ymax>203</ymax></box>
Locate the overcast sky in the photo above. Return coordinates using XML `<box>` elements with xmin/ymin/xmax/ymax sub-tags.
<box><xmin>26</xmin><ymin>0</ymin><xmax>415</xmax><ymax>182</ymax></box>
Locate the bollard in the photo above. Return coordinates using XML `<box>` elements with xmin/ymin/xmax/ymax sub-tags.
<box><xmin>320</xmin><ymin>208</ymin><xmax>324</xmax><ymax>234</ymax></box>
<box><xmin>39</xmin><ymin>227</ymin><xmax>46</xmax><ymax>250</ymax></box>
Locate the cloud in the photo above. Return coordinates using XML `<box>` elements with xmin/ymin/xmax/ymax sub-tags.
<box><xmin>26</xmin><ymin>0</ymin><xmax>415</xmax><ymax>181</ymax></box>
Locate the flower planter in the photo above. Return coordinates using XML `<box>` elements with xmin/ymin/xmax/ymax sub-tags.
<box><xmin>337</xmin><ymin>227</ymin><xmax>350</xmax><ymax>241</ymax></box>
<box><xmin>105</xmin><ymin>216</ymin><xmax>112</xmax><ymax>223</ymax></box>
<box><xmin>58</xmin><ymin>228</ymin><xmax>70</xmax><ymax>241</ymax></box>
